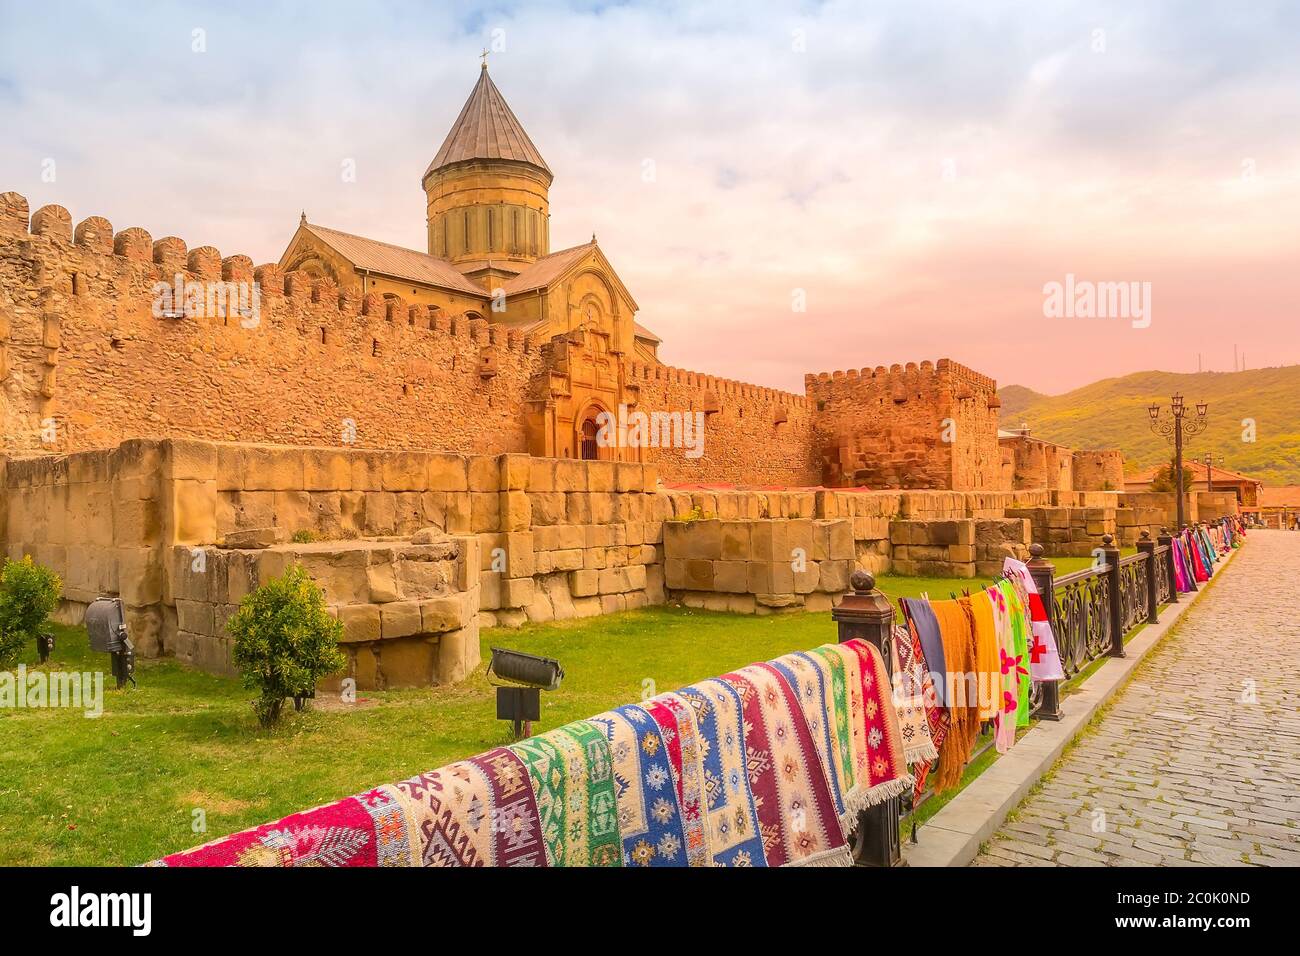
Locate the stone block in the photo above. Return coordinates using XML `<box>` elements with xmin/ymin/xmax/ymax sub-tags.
<box><xmin>380</xmin><ymin>601</ymin><xmax>423</xmax><ymax>639</ymax></box>
<box><xmin>615</xmin><ymin>461</ymin><xmax>642</xmax><ymax>492</ymax></box>
<box><xmin>171</xmin><ymin>479</ymin><xmax>218</xmax><ymax>545</ymax></box>
<box><xmin>499</xmin><ymin>491</ymin><xmax>532</xmax><ymax>532</ymax></box>
<box><xmin>527</xmin><ymin>458</ymin><xmax>556</xmax><ymax>492</ymax></box>
<box><xmin>719</xmin><ymin>521</ymin><xmax>751</xmax><ymax>561</ymax></box>
<box><xmin>555</xmin><ymin>460</ymin><xmax>587</xmax><ymax>492</ymax></box>
<box><xmin>165</xmin><ymin>439</ymin><xmax>218</xmax><ymax>482</ymax></box>
<box><xmin>713</xmin><ymin>560</ymin><xmax>748</xmax><ymax>593</ymax></box>
<box><xmin>339</xmin><ymin>604</ymin><xmax>381</xmax><ymax>643</ymax></box>
<box><xmin>470</xmin><ymin>492</ymin><xmax>500</xmax><ymax>532</ymax></box>
<box><xmin>501</xmin><ymin>577</ymin><xmax>534</xmax><ymax>607</ymax></box>
<box><xmin>586</xmin><ymin>461</ymin><xmax>615</xmax><ymax>492</ymax></box>
<box><xmin>367</xmin><ymin>560</ymin><xmax>401</xmax><ymax>603</ymax></box>
<box><xmin>683</xmin><ymin>559</ymin><xmax>714</xmax><ymax>590</ymax></box>
<box><xmin>304</xmin><ymin>450</ymin><xmax>352</xmax><ymax>491</ymax></box>
<box><xmin>420</xmin><ymin>594</ymin><xmax>466</xmax><ymax>633</ymax></box>
<box><xmin>118</xmin><ymin>547</ymin><xmax>162</xmax><ymax>605</ymax></box>
<box><xmin>427</xmin><ymin>453</ymin><xmax>469</xmax><ymax>492</ymax></box>
<box><xmin>467</xmin><ymin>456</ymin><xmax>499</xmax><ymax>493</ymax></box>
<box><xmin>379</xmin><ymin>637</ymin><xmax>437</xmax><ymax>688</ymax></box>
<box><xmin>570</xmin><ymin>569</ymin><xmax>600</xmax><ymax>598</ymax></box>
<box><xmin>750</xmin><ymin>521</ymin><xmax>789</xmax><ymax>563</ymax></box>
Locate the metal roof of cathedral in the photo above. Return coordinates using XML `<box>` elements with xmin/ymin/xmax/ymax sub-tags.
<box><xmin>301</xmin><ymin>222</ymin><xmax>486</xmax><ymax>296</ymax></box>
<box><xmin>425</xmin><ymin>65</ymin><xmax>550</xmax><ymax>179</ymax></box>
<box><xmin>500</xmin><ymin>240</ymin><xmax>595</xmax><ymax>295</ymax></box>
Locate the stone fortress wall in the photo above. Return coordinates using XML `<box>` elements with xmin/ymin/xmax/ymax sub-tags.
<box><xmin>0</xmin><ymin>192</ymin><xmax>1178</xmax><ymax>688</ymax></box>
<box><xmin>805</xmin><ymin>359</ymin><xmax>1003</xmax><ymax>491</ymax></box>
<box><xmin>1</xmin><ymin>436</ymin><xmax>1235</xmax><ymax>686</ymax></box>
<box><xmin>0</xmin><ymin>193</ymin><xmax>816</xmax><ymax>486</ymax></box>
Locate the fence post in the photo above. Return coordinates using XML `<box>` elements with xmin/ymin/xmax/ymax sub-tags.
<box><xmin>832</xmin><ymin>570</ymin><xmax>902</xmax><ymax>867</ymax></box>
<box><xmin>1102</xmin><ymin>533</ymin><xmax>1125</xmax><ymax>657</ymax></box>
<box><xmin>1137</xmin><ymin>530</ymin><xmax>1159</xmax><ymax>624</ymax></box>
<box><xmin>1026</xmin><ymin>544</ymin><xmax>1062</xmax><ymax>721</ymax></box>
<box><xmin>1158</xmin><ymin>527</ymin><xmax>1178</xmax><ymax>604</ymax></box>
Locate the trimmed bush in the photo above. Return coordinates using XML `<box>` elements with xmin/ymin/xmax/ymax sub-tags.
<box><xmin>228</xmin><ymin>564</ymin><xmax>345</xmax><ymax>728</ymax></box>
<box><xmin>0</xmin><ymin>556</ymin><xmax>62</xmax><ymax>669</ymax></box>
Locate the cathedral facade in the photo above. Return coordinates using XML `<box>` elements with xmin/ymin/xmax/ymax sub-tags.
<box><xmin>278</xmin><ymin>64</ymin><xmax>660</xmax><ymax>462</ymax></box>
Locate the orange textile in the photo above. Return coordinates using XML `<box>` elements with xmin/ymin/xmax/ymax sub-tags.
<box><xmin>929</xmin><ymin>598</ymin><xmax>980</xmax><ymax>793</ymax></box>
<box><xmin>967</xmin><ymin>591</ymin><xmax>1003</xmax><ymax>722</ymax></box>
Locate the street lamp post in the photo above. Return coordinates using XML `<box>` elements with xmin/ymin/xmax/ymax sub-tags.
<box><xmin>1201</xmin><ymin>453</ymin><xmax>1224</xmax><ymax>493</ymax></box>
<box><xmin>1147</xmin><ymin>394</ymin><xmax>1209</xmax><ymax>531</ymax></box>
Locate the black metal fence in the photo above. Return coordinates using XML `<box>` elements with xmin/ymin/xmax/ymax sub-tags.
<box><xmin>836</xmin><ymin>517</ymin><xmax>1236</xmax><ymax>865</ymax></box>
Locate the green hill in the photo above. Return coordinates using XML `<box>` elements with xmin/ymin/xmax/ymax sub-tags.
<box><xmin>998</xmin><ymin>366</ymin><xmax>1300</xmax><ymax>486</ymax></box>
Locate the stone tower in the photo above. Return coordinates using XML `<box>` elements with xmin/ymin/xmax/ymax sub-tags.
<box><xmin>422</xmin><ymin>64</ymin><xmax>552</xmax><ymax>287</ymax></box>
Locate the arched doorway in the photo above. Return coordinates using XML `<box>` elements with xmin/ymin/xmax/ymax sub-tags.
<box><xmin>580</xmin><ymin>417</ymin><xmax>600</xmax><ymax>460</ymax></box>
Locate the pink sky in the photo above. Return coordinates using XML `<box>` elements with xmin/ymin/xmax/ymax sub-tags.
<box><xmin>2</xmin><ymin>1</ymin><xmax>1297</xmax><ymax>394</ymax></box>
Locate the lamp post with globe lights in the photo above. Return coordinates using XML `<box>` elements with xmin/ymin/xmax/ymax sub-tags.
<box><xmin>1147</xmin><ymin>394</ymin><xmax>1209</xmax><ymax>531</ymax></box>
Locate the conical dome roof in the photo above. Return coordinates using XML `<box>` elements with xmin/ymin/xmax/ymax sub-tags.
<box><xmin>423</xmin><ymin>65</ymin><xmax>550</xmax><ymax>180</ymax></box>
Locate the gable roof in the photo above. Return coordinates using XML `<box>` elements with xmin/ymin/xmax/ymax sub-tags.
<box><xmin>300</xmin><ymin>222</ymin><xmax>486</xmax><ymax>297</ymax></box>
<box><xmin>424</xmin><ymin>65</ymin><xmax>550</xmax><ymax>179</ymax></box>
<box><xmin>500</xmin><ymin>241</ymin><xmax>595</xmax><ymax>295</ymax></box>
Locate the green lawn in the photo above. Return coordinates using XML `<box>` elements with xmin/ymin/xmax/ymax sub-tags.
<box><xmin>1</xmin><ymin>606</ymin><xmax>848</xmax><ymax>866</ymax></box>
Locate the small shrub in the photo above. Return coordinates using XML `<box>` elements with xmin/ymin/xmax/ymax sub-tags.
<box><xmin>0</xmin><ymin>556</ymin><xmax>62</xmax><ymax>669</ymax></box>
<box><xmin>290</xmin><ymin>529</ymin><xmax>318</xmax><ymax>544</ymax></box>
<box><xmin>227</xmin><ymin>564</ymin><xmax>345</xmax><ymax>728</ymax></box>
<box><xmin>666</xmin><ymin>506</ymin><xmax>716</xmax><ymax>524</ymax></box>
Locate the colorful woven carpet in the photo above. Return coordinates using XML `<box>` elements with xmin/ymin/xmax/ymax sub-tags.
<box><xmin>154</xmin><ymin>639</ymin><xmax>917</xmax><ymax>868</ymax></box>
<box><xmin>887</xmin><ymin>624</ymin><xmax>939</xmax><ymax>767</ymax></box>
<box><xmin>589</xmin><ymin>704</ymin><xmax>690</xmax><ymax>866</ymax></box>
<box><xmin>508</xmin><ymin>719</ymin><xmax>622</xmax><ymax>867</ymax></box>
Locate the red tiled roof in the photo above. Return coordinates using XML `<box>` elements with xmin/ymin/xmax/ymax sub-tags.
<box><xmin>1260</xmin><ymin>486</ymin><xmax>1300</xmax><ymax>508</ymax></box>
<box><xmin>1127</xmin><ymin>463</ymin><xmax>1262</xmax><ymax>486</ymax></box>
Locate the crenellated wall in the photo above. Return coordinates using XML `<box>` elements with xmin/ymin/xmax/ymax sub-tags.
<box><xmin>0</xmin><ymin>190</ymin><xmax>1120</xmax><ymax>496</ymax></box>
<box><xmin>805</xmin><ymin>358</ymin><xmax>1002</xmax><ymax>490</ymax></box>
<box><xmin>625</xmin><ymin>360</ymin><xmax>819</xmax><ymax>487</ymax></box>
<box><xmin>0</xmin><ymin>192</ymin><xmax>820</xmax><ymax>486</ymax></box>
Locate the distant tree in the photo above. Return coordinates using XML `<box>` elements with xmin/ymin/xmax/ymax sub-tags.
<box><xmin>1149</xmin><ymin>457</ymin><xmax>1197</xmax><ymax>494</ymax></box>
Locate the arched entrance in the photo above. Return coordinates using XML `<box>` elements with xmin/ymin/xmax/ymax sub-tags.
<box><xmin>580</xmin><ymin>417</ymin><xmax>600</xmax><ymax>460</ymax></box>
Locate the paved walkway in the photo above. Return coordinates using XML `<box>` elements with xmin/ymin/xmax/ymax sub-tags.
<box><xmin>972</xmin><ymin>529</ymin><xmax>1300</xmax><ymax>867</ymax></box>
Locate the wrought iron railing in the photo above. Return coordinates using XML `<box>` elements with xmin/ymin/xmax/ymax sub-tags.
<box><xmin>1049</xmin><ymin>564</ymin><xmax>1113</xmax><ymax>678</ymax></box>
<box><xmin>1153</xmin><ymin>544</ymin><xmax>1173</xmax><ymax>605</ymax></box>
<box><xmin>1117</xmin><ymin>552</ymin><xmax>1151</xmax><ymax>634</ymax></box>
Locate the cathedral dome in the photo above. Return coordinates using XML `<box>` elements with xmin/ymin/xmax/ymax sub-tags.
<box><xmin>423</xmin><ymin>64</ymin><xmax>552</xmax><ymax>275</ymax></box>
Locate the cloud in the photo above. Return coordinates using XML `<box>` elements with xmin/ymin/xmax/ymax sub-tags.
<box><xmin>1</xmin><ymin>0</ymin><xmax>1297</xmax><ymax>393</ymax></box>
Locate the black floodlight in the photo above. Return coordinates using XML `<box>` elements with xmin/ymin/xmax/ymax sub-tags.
<box><xmin>488</xmin><ymin>647</ymin><xmax>564</xmax><ymax>690</ymax></box>
<box><xmin>84</xmin><ymin>597</ymin><xmax>136</xmax><ymax>689</ymax></box>
<box><xmin>36</xmin><ymin>631</ymin><xmax>54</xmax><ymax>664</ymax></box>
<box><xmin>487</xmin><ymin>647</ymin><xmax>563</xmax><ymax>739</ymax></box>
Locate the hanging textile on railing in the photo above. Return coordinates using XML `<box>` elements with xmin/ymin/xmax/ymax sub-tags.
<box><xmin>153</xmin><ymin>638</ymin><xmax>912</xmax><ymax>868</ymax></box>
<box><xmin>887</xmin><ymin>624</ymin><xmax>939</xmax><ymax>767</ymax></box>
<box><xmin>1002</xmin><ymin>557</ymin><xmax>1065</xmax><ymax>683</ymax></box>
<box><xmin>929</xmin><ymin>598</ymin><xmax>981</xmax><ymax>793</ymax></box>
<box><xmin>894</xmin><ymin>609</ymin><xmax>950</xmax><ymax>805</ymax></box>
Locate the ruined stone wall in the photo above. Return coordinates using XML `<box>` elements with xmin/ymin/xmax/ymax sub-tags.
<box><xmin>1001</xmin><ymin>435</ymin><xmax>1074</xmax><ymax>491</ymax></box>
<box><xmin>626</xmin><ymin>360</ymin><xmax>819</xmax><ymax>487</ymax></box>
<box><xmin>806</xmin><ymin>359</ymin><xmax>1002</xmax><ymax>491</ymax></box>
<box><xmin>1072</xmin><ymin>449</ymin><xmax>1126</xmax><ymax>492</ymax></box>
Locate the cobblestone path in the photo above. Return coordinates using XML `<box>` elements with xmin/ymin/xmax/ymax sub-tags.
<box><xmin>972</xmin><ymin>529</ymin><xmax>1300</xmax><ymax>867</ymax></box>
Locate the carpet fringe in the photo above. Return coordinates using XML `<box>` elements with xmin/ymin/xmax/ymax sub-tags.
<box><xmin>838</xmin><ymin>774</ymin><xmax>916</xmax><ymax>836</ymax></box>
<box><xmin>904</xmin><ymin>741</ymin><xmax>939</xmax><ymax>766</ymax></box>
<box><xmin>788</xmin><ymin>845</ymin><xmax>855</xmax><ymax>868</ymax></box>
